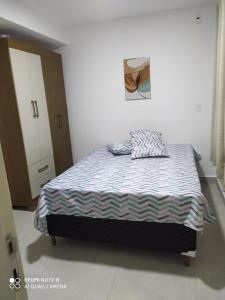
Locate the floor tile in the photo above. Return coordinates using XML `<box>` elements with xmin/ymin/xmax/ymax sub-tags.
<box><xmin>13</xmin><ymin>181</ymin><xmax>225</xmax><ymax>300</ymax></box>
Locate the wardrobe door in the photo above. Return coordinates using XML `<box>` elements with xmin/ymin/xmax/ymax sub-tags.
<box><xmin>9</xmin><ymin>48</ymin><xmax>41</xmax><ymax>166</ymax></box>
<box><xmin>41</xmin><ymin>57</ymin><xmax>73</xmax><ymax>175</ymax></box>
<box><xmin>0</xmin><ymin>40</ymin><xmax>31</xmax><ymax>208</ymax></box>
<box><xmin>26</xmin><ymin>52</ymin><xmax>54</xmax><ymax>160</ymax></box>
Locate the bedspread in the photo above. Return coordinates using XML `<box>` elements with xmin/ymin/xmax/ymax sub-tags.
<box><xmin>34</xmin><ymin>144</ymin><xmax>215</xmax><ymax>233</ymax></box>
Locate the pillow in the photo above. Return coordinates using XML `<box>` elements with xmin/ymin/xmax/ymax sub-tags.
<box><xmin>107</xmin><ymin>140</ymin><xmax>132</xmax><ymax>155</ymax></box>
<box><xmin>130</xmin><ymin>130</ymin><xmax>169</xmax><ymax>159</ymax></box>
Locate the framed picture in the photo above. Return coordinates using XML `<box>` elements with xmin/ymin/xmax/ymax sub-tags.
<box><xmin>123</xmin><ymin>57</ymin><xmax>151</xmax><ymax>100</ymax></box>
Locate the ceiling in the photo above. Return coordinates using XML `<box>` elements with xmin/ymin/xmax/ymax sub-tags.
<box><xmin>0</xmin><ymin>17</ymin><xmax>65</xmax><ymax>49</ymax></box>
<box><xmin>17</xmin><ymin>0</ymin><xmax>218</xmax><ymax>28</ymax></box>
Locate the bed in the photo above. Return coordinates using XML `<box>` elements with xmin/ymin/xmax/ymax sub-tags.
<box><xmin>34</xmin><ymin>144</ymin><xmax>215</xmax><ymax>266</ymax></box>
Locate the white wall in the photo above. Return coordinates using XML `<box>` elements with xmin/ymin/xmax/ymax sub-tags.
<box><xmin>59</xmin><ymin>4</ymin><xmax>217</xmax><ymax>176</ymax></box>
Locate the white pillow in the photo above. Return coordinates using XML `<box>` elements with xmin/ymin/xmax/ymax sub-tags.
<box><xmin>130</xmin><ymin>130</ymin><xmax>169</xmax><ymax>159</ymax></box>
<box><xmin>107</xmin><ymin>140</ymin><xmax>132</xmax><ymax>155</ymax></box>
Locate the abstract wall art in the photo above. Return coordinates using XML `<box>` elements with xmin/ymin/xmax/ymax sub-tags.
<box><xmin>123</xmin><ymin>57</ymin><xmax>151</xmax><ymax>100</ymax></box>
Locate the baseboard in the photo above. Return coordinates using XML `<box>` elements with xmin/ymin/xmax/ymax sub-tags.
<box><xmin>199</xmin><ymin>176</ymin><xmax>217</xmax><ymax>184</ymax></box>
<box><xmin>200</xmin><ymin>176</ymin><xmax>225</xmax><ymax>207</ymax></box>
<box><xmin>200</xmin><ymin>176</ymin><xmax>225</xmax><ymax>200</ymax></box>
<box><xmin>206</xmin><ymin>177</ymin><xmax>225</xmax><ymax>240</ymax></box>
<box><xmin>216</xmin><ymin>178</ymin><xmax>225</xmax><ymax>202</ymax></box>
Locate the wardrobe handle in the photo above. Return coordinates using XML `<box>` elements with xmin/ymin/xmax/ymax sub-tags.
<box><xmin>38</xmin><ymin>165</ymin><xmax>49</xmax><ymax>173</ymax></box>
<box><xmin>56</xmin><ymin>114</ymin><xmax>63</xmax><ymax>129</ymax></box>
<box><xmin>5</xmin><ymin>233</ymin><xmax>17</xmax><ymax>256</ymax></box>
<box><xmin>31</xmin><ymin>101</ymin><xmax>36</xmax><ymax>118</ymax></box>
<box><xmin>34</xmin><ymin>101</ymin><xmax>39</xmax><ymax>118</ymax></box>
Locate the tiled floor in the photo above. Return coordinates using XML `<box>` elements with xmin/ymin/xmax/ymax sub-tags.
<box><xmin>14</xmin><ymin>182</ymin><xmax>225</xmax><ymax>300</ymax></box>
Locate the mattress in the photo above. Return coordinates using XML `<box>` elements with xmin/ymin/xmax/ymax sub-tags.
<box><xmin>34</xmin><ymin>144</ymin><xmax>215</xmax><ymax>233</ymax></box>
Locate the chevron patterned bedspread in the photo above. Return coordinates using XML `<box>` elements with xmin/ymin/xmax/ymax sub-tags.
<box><xmin>34</xmin><ymin>144</ymin><xmax>215</xmax><ymax>233</ymax></box>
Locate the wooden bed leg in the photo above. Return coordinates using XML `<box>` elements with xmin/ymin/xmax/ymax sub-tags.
<box><xmin>182</xmin><ymin>255</ymin><xmax>192</xmax><ymax>267</ymax></box>
<box><xmin>50</xmin><ymin>235</ymin><xmax>56</xmax><ymax>246</ymax></box>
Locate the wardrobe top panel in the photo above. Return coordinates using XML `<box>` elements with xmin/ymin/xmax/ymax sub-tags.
<box><xmin>6</xmin><ymin>39</ymin><xmax>61</xmax><ymax>61</ymax></box>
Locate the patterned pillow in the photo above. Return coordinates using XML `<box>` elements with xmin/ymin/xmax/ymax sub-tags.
<box><xmin>107</xmin><ymin>140</ymin><xmax>132</xmax><ymax>155</ymax></box>
<box><xmin>130</xmin><ymin>130</ymin><xmax>169</xmax><ymax>159</ymax></box>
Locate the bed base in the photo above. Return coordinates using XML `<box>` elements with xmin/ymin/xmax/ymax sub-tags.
<box><xmin>46</xmin><ymin>215</ymin><xmax>196</xmax><ymax>267</ymax></box>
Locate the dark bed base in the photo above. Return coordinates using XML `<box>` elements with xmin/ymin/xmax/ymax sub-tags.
<box><xmin>46</xmin><ymin>214</ymin><xmax>197</xmax><ymax>266</ymax></box>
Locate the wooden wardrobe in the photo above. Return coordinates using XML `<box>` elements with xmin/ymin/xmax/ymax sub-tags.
<box><xmin>0</xmin><ymin>38</ymin><xmax>73</xmax><ymax>209</ymax></box>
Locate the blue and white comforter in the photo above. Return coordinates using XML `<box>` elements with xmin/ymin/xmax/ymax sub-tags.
<box><xmin>34</xmin><ymin>144</ymin><xmax>215</xmax><ymax>233</ymax></box>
